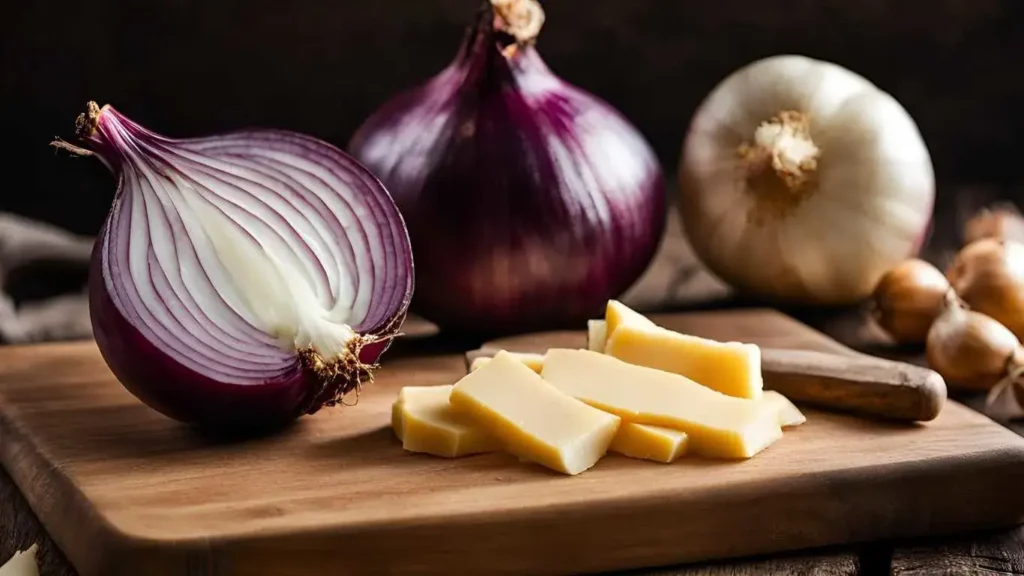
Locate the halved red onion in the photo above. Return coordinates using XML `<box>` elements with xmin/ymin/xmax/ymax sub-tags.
<box><xmin>55</xmin><ymin>103</ymin><xmax>414</xmax><ymax>429</ymax></box>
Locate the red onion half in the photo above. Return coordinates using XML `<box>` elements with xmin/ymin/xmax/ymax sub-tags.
<box><xmin>349</xmin><ymin>0</ymin><xmax>665</xmax><ymax>336</ymax></box>
<box><xmin>55</xmin><ymin>103</ymin><xmax>413</xmax><ymax>429</ymax></box>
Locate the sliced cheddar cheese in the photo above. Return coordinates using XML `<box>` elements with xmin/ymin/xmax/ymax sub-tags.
<box><xmin>449</xmin><ymin>351</ymin><xmax>621</xmax><ymax>475</ymax></box>
<box><xmin>763</xmin><ymin>390</ymin><xmax>806</xmax><ymax>428</ymax></box>
<box><xmin>468</xmin><ymin>351</ymin><xmax>545</xmax><ymax>374</ymax></box>
<box><xmin>610</xmin><ymin>423</ymin><xmax>689</xmax><ymax>463</ymax></box>
<box><xmin>541</xmin><ymin>349</ymin><xmax>782</xmax><ymax>459</ymax></box>
<box><xmin>605</xmin><ymin>299</ymin><xmax>656</xmax><ymax>340</ymax></box>
<box><xmin>393</xmin><ymin>386</ymin><xmax>501</xmax><ymax>458</ymax></box>
<box><xmin>392</xmin><ymin>398</ymin><xmax>406</xmax><ymax>442</ymax></box>
<box><xmin>605</xmin><ymin>322</ymin><xmax>764</xmax><ymax>400</ymax></box>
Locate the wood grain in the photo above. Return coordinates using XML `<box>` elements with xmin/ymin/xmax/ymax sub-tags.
<box><xmin>2</xmin><ymin>310</ymin><xmax>1024</xmax><ymax>575</ymax></box>
<box><xmin>636</xmin><ymin>551</ymin><xmax>860</xmax><ymax>576</ymax></box>
<box><xmin>889</xmin><ymin>527</ymin><xmax>1024</xmax><ymax>575</ymax></box>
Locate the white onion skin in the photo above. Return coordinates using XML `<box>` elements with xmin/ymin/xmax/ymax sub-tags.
<box><xmin>679</xmin><ymin>55</ymin><xmax>934</xmax><ymax>305</ymax></box>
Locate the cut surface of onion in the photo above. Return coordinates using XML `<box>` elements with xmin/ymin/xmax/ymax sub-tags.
<box><xmin>56</xmin><ymin>102</ymin><xmax>413</xmax><ymax>428</ymax></box>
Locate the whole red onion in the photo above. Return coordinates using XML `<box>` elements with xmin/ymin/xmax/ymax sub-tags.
<box><xmin>349</xmin><ymin>0</ymin><xmax>665</xmax><ymax>335</ymax></box>
<box><xmin>55</xmin><ymin>103</ymin><xmax>413</xmax><ymax>430</ymax></box>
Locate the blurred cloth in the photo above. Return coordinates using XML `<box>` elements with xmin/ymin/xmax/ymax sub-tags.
<box><xmin>0</xmin><ymin>213</ymin><xmax>92</xmax><ymax>344</ymax></box>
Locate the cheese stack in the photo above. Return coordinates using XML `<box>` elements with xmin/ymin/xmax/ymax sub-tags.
<box><xmin>391</xmin><ymin>300</ymin><xmax>806</xmax><ymax>475</ymax></box>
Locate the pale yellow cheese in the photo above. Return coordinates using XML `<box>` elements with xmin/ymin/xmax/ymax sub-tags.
<box><xmin>469</xmin><ymin>351</ymin><xmax>545</xmax><ymax>373</ymax></box>
<box><xmin>605</xmin><ymin>299</ymin><xmax>656</xmax><ymax>340</ymax></box>
<box><xmin>449</xmin><ymin>351</ymin><xmax>621</xmax><ymax>475</ymax></box>
<box><xmin>393</xmin><ymin>386</ymin><xmax>501</xmax><ymax>458</ymax></box>
<box><xmin>392</xmin><ymin>399</ymin><xmax>406</xmax><ymax>442</ymax></box>
<box><xmin>605</xmin><ymin>322</ymin><xmax>764</xmax><ymax>400</ymax></box>
<box><xmin>610</xmin><ymin>423</ymin><xmax>689</xmax><ymax>463</ymax></box>
<box><xmin>587</xmin><ymin>319</ymin><xmax>608</xmax><ymax>353</ymax></box>
<box><xmin>541</xmin><ymin>349</ymin><xmax>782</xmax><ymax>459</ymax></box>
<box><xmin>763</xmin><ymin>390</ymin><xmax>806</xmax><ymax>428</ymax></box>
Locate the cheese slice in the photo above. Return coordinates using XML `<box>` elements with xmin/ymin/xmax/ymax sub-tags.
<box><xmin>763</xmin><ymin>390</ymin><xmax>806</xmax><ymax>428</ymax></box>
<box><xmin>393</xmin><ymin>386</ymin><xmax>501</xmax><ymax>458</ymax></box>
<box><xmin>392</xmin><ymin>398</ymin><xmax>406</xmax><ymax>442</ymax></box>
<box><xmin>610</xmin><ymin>423</ymin><xmax>689</xmax><ymax>463</ymax></box>
<box><xmin>541</xmin><ymin>349</ymin><xmax>782</xmax><ymax>459</ymax></box>
<box><xmin>588</xmin><ymin>320</ymin><xmax>608</xmax><ymax>353</ymax></box>
<box><xmin>449</xmin><ymin>351</ymin><xmax>621</xmax><ymax>475</ymax></box>
<box><xmin>468</xmin><ymin>351</ymin><xmax>545</xmax><ymax>374</ymax></box>
<box><xmin>605</xmin><ymin>322</ymin><xmax>763</xmax><ymax>400</ymax></box>
<box><xmin>605</xmin><ymin>299</ymin><xmax>656</xmax><ymax>340</ymax></box>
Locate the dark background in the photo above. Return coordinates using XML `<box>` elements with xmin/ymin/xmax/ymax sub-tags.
<box><xmin>2</xmin><ymin>0</ymin><xmax>1023</xmax><ymax>237</ymax></box>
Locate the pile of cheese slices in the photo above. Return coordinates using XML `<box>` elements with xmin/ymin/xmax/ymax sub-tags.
<box><xmin>391</xmin><ymin>301</ymin><xmax>804</xmax><ymax>475</ymax></box>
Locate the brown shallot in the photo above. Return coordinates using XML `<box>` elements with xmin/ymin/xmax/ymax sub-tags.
<box><xmin>872</xmin><ymin>259</ymin><xmax>949</xmax><ymax>344</ymax></box>
<box><xmin>946</xmin><ymin>238</ymin><xmax>1024</xmax><ymax>341</ymax></box>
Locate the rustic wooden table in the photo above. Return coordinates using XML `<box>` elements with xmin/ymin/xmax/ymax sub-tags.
<box><xmin>3</xmin><ymin>209</ymin><xmax>1024</xmax><ymax>575</ymax></box>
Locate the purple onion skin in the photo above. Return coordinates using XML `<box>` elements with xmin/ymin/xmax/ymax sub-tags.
<box><xmin>89</xmin><ymin>225</ymin><xmax>406</xmax><ymax>431</ymax></box>
<box><xmin>349</xmin><ymin>12</ymin><xmax>665</xmax><ymax>336</ymax></box>
<box><xmin>73</xmin><ymin>105</ymin><xmax>414</xmax><ymax>431</ymax></box>
<box><xmin>90</xmin><ymin>240</ymin><xmax>404</xmax><ymax>431</ymax></box>
<box><xmin>89</xmin><ymin>239</ymin><xmax>308</xmax><ymax>430</ymax></box>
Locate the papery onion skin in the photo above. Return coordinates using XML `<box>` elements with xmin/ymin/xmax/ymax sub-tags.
<box><xmin>871</xmin><ymin>259</ymin><xmax>950</xmax><ymax>344</ymax></box>
<box><xmin>947</xmin><ymin>238</ymin><xmax>1024</xmax><ymax>342</ymax></box>
<box><xmin>61</xmin><ymin>103</ymin><xmax>413</xmax><ymax>429</ymax></box>
<box><xmin>348</xmin><ymin>0</ymin><xmax>665</xmax><ymax>335</ymax></box>
<box><xmin>925</xmin><ymin>292</ymin><xmax>1018</xmax><ymax>391</ymax></box>
<box><xmin>678</xmin><ymin>55</ymin><xmax>934</xmax><ymax>305</ymax></box>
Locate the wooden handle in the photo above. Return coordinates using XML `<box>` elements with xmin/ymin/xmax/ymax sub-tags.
<box><xmin>762</xmin><ymin>348</ymin><xmax>946</xmax><ymax>422</ymax></box>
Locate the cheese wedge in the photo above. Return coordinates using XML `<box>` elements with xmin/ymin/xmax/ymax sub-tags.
<box><xmin>763</xmin><ymin>390</ymin><xmax>806</xmax><ymax>428</ymax></box>
<box><xmin>468</xmin><ymin>351</ymin><xmax>545</xmax><ymax>374</ymax></box>
<box><xmin>450</xmin><ymin>351</ymin><xmax>621</xmax><ymax>475</ymax></box>
<box><xmin>610</xmin><ymin>423</ymin><xmax>689</xmax><ymax>463</ymax></box>
<box><xmin>605</xmin><ymin>299</ymin><xmax>656</xmax><ymax>340</ymax></box>
<box><xmin>605</xmin><ymin>322</ymin><xmax>763</xmax><ymax>400</ymax></box>
<box><xmin>541</xmin><ymin>349</ymin><xmax>782</xmax><ymax>459</ymax></box>
<box><xmin>393</xmin><ymin>386</ymin><xmax>501</xmax><ymax>458</ymax></box>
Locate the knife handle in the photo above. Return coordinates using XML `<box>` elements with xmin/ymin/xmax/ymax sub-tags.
<box><xmin>761</xmin><ymin>348</ymin><xmax>947</xmax><ymax>422</ymax></box>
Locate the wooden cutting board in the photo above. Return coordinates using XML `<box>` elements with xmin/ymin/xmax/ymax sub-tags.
<box><xmin>2</xmin><ymin>309</ymin><xmax>1024</xmax><ymax>576</ymax></box>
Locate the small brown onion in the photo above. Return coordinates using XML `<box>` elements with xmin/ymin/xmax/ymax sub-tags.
<box><xmin>872</xmin><ymin>259</ymin><xmax>950</xmax><ymax>344</ymax></box>
<box><xmin>926</xmin><ymin>291</ymin><xmax>1019</xmax><ymax>391</ymax></box>
<box><xmin>946</xmin><ymin>238</ymin><xmax>1024</xmax><ymax>341</ymax></box>
<box><xmin>963</xmin><ymin>203</ymin><xmax>1024</xmax><ymax>245</ymax></box>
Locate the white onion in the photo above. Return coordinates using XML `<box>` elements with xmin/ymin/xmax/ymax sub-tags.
<box><xmin>679</xmin><ymin>55</ymin><xmax>935</xmax><ymax>304</ymax></box>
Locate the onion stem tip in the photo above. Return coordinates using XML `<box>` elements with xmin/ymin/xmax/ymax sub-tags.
<box><xmin>490</xmin><ymin>0</ymin><xmax>545</xmax><ymax>45</ymax></box>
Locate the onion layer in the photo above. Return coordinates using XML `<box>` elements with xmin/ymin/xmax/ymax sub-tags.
<box><xmin>55</xmin><ymin>103</ymin><xmax>414</xmax><ymax>429</ymax></box>
<box><xmin>348</xmin><ymin>0</ymin><xmax>665</xmax><ymax>335</ymax></box>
